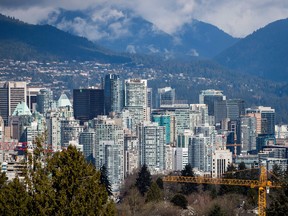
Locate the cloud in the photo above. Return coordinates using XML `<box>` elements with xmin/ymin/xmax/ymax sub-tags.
<box><xmin>193</xmin><ymin>0</ymin><xmax>288</xmax><ymax>37</ymax></box>
<box><xmin>1</xmin><ymin>0</ymin><xmax>288</xmax><ymax>37</ymax></box>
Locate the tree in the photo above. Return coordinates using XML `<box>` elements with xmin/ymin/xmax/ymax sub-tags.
<box><xmin>25</xmin><ymin>134</ymin><xmax>56</xmax><ymax>216</ymax></box>
<box><xmin>171</xmin><ymin>194</ymin><xmax>188</xmax><ymax>209</ymax></box>
<box><xmin>135</xmin><ymin>164</ymin><xmax>152</xmax><ymax>196</ymax></box>
<box><xmin>100</xmin><ymin>164</ymin><xmax>113</xmax><ymax>196</ymax></box>
<box><xmin>0</xmin><ymin>177</ymin><xmax>31</xmax><ymax>216</ymax></box>
<box><xmin>46</xmin><ymin>145</ymin><xmax>115</xmax><ymax>215</ymax></box>
<box><xmin>0</xmin><ymin>171</ymin><xmax>7</xmax><ymax>188</ymax></box>
<box><xmin>219</xmin><ymin>163</ymin><xmax>238</xmax><ymax>195</ymax></box>
<box><xmin>146</xmin><ymin>181</ymin><xmax>162</xmax><ymax>202</ymax></box>
<box><xmin>267</xmin><ymin>164</ymin><xmax>288</xmax><ymax>215</ymax></box>
<box><xmin>156</xmin><ymin>177</ymin><xmax>164</xmax><ymax>189</ymax></box>
<box><xmin>238</xmin><ymin>162</ymin><xmax>246</xmax><ymax>171</ymax></box>
<box><xmin>181</xmin><ymin>164</ymin><xmax>197</xmax><ymax>195</ymax></box>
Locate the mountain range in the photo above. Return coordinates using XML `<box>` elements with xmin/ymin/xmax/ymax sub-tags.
<box><xmin>1</xmin><ymin>12</ymin><xmax>288</xmax><ymax>122</ymax></box>
<box><xmin>215</xmin><ymin>18</ymin><xmax>288</xmax><ymax>81</ymax></box>
<box><xmin>0</xmin><ymin>14</ymin><xmax>130</xmax><ymax>63</ymax></box>
<box><xmin>1</xmin><ymin>10</ymin><xmax>288</xmax><ymax>82</ymax></box>
<box><xmin>42</xmin><ymin>8</ymin><xmax>239</xmax><ymax>59</ymax></box>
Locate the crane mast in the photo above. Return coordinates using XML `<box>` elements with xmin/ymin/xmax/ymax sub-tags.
<box><xmin>163</xmin><ymin>166</ymin><xmax>281</xmax><ymax>216</ymax></box>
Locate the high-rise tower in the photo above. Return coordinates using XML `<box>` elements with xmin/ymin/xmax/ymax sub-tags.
<box><xmin>199</xmin><ymin>89</ymin><xmax>225</xmax><ymax>117</ymax></box>
<box><xmin>0</xmin><ymin>81</ymin><xmax>27</xmax><ymax>126</ymax></box>
<box><xmin>73</xmin><ymin>89</ymin><xmax>104</xmax><ymax>124</ymax></box>
<box><xmin>104</xmin><ymin>74</ymin><xmax>124</xmax><ymax>115</ymax></box>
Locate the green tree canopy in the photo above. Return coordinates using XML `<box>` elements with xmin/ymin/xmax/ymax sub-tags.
<box><xmin>181</xmin><ymin>164</ymin><xmax>197</xmax><ymax>195</ymax></box>
<box><xmin>46</xmin><ymin>145</ymin><xmax>115</xmax><ymax>215</ymax></box>
<box><xmin>146</xmin><ymin>181</ymin><xmax>162</xmax><ymax>202</ymax></box>
<box><xmin>156</xmin><ymin>177</ymin><xmax>164</xmax><ymax>190</ymax></box>
<box><xmin>0</xmin><ymin>177</ymin><xmax>31</xmax><ymax>216</ymax></box>
<box><xmin>135</xmin><ymin>164</ymin><xmax>152</xmax><ymax>196</ymax></box>
<box><xmin>13</xmin><ymin>140</ymin><xmax>116</xmax><ymax>216</ymax></box>
<box><xmin>100</xmin><ymin>164</ymin><xmax>113</xmax><ymax>196</ymax></box>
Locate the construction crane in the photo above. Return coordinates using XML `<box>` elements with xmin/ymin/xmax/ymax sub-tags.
<box><xmin>163</xmin><ymin>165</ymin><xmax>282</xmax><ymax>216</ymax></box>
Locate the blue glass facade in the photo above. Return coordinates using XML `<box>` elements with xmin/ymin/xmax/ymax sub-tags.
<box><xmin>152</xmin><ymin>114</ymin><xmax>170</xmax><ymax>144</ymax></box>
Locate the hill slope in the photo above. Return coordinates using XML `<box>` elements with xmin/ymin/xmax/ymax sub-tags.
<box><xmin>43</xmin><ymin>8</ymin><xmax>239</xmax><ymax>59</ymax></box>
<box><xmin>215</xmin><ymin>18</ymin><xmax>288</xmax><ymax>81</ymax></box>
<box><xmin>0</xmin><ymin>14</ymin><xmax>130</xmax><ymax>62</ymax></box>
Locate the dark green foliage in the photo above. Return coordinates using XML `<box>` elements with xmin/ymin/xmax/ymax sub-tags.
<box><xmin>0</xmin><ymin>137</ymin><xmax>115</xmax><ymax>216</ymax></box>
<box><xmin>219</xmin><ymin>163</ymin><xmax>258</xmax><ymax>198</ymax></box>
<box><xmin>271</xmin><ymin>164</ymin><xmax>283</xmax><ymax>182</ymax></box>
<box><xmin>170</xmin><ymin>194</ymin><xmax>188</xmax><ymax>209</ymax></box>
<box><xmin>267</xmin><ymin>165</ymin><xmax>288</xmax><ymax>214</ymax></box>
<box><xmin>135</xmin><ymin>164</ymin><xmax>152</xmax><ymax>196</ymax></box>
<box><xmin>208</xmin><ymin>204</ymin><xmax>226</xmax><ymax>216</ymax></box>
<box><xmin>0</xmin><ymin>178</ymin><xmax>31</xmax><ymax>216</ymax></box>
<box><xmin>156</xmin><ymin>177</ymin><xmax>164</xmax><ymax>189</ymax></box>
<box><xmin>210</xmin><ymin>185</ymin><xmax>218</xmax><ymax>199</ymax></box>
<box><xmin>146</xmin><ymin>181</ymin><xmax>162</xmax><ymax>202</ymax></box>
<box><xmin>267</xmin><ymin>190</ymin><xmax>288</xmax><ymax>216</ymax></box>
<box><xmin>0</xmin><ymin>14</ymin><xmax>130</xmax><ymax>63</ymax></box>
<box><xmin>0</xmin><ymin>171</ymin><xmax>7</xmax><ymax>188</ymax></box>
<box><xmin>100</xmin><ymin>164</ymin><xmax>113</xmax><ymax>196</ymax></box>
<box><xmin>238</xmin><ymin>162</ymin><xmax>246</xmax><ymax>171</ymax></box>
<box><xmin>181</xmin><ymin>164</ymin><xmax>197</xmax><ymax>195</ymax></box>
<box><xmin>216</xmin><ymin>18</ymin><xmax>288</xmax><ymax>82</ymax></box>
<box><xmin>47</xmin><ymin>145</ymin><xmax>115</xmax><ymax>215</ymax></box>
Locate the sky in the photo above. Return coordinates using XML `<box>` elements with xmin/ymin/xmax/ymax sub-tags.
<box><xmin>0</xmin><ymin>0</ymin><xmax>288</xmax><ymax>38</ymax></box>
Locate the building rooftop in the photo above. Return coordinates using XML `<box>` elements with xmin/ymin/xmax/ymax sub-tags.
<box><xmin>12</xmin><ymin>101</ymin><xmax>32</xmax><ymax>116</ymax></box>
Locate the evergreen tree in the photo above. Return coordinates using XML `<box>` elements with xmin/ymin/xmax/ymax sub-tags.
<box><xmin>146</xmin><ymin>181</ymin><xmax>162</xmax><ymax>202</ymax></box>
<box><xmin>156</xmin><ymin>177</ymin><xmax>164</xmax><ymax>189</ymax></box>
<box><xmin>181</xmin><ymin>164</ymin><xmax>197</xmax><ymax>195</ymax></box>
<box><xmin>0</xmin><ymin>171</ymin><xmax>7</xmax><ymax>188</ymax></box>
<box><xmin>25</xmin><ymin>134</ymin><xmax>56</xmax><ymax>216</ymax></box>
<box><xmin>22</xmin><ymin>138</ymin><xmax>116</xmax><ymax>216</ymax></box>
<box><xmin>170</xmin><ymin>194</ymin><xmax>188</xmax><ymax>209</ymax></box>
<box><xmin>267</xmin><ymin>165</ymin><xmax>288</xmax><ymax>215</ymax></box>
<box><xmin>100</xmin><ymin>164</ymin><xmax>113</xmax><ymax>196</ymax></box>
<box><xmin>47</xmin><ymin>145</ymin><xmax>115</xmax><ymax>215</ymax></box>
<box><xmin>135</xmin><ymin>164</ymin><xmax>152</xmax><ymax>196</ymax></box>
<box><xmin>0</xmin><ymin>177</ymin><xmax>31</xmax><ymax>216</ymax></box>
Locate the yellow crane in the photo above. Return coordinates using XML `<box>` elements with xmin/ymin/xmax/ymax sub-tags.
<box><xmin>163</xmin><ymin>165</ymin><xmax>282</xmax><ymax>216</ymax></box>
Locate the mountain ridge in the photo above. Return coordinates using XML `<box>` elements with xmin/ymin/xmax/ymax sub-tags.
<box><xmin>215</xmin><ymin>18</ymin><xmax>288</xmax><ymax>81</ymax></box>
<box><xmin>42</xmin><ymin>8</ymin><xmax>239</xmax><ymax>59</ymax></box>
<box><xmin>0</xmin><ymin>14</ymin><xmax>130</xmax><ymax>63</ymax></box>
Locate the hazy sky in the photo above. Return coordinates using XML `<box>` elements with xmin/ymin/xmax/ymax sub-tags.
<box><xmin>0</xmin><ymin>0</ymin><xmax>288</xmax><ymax>37</ymax></box>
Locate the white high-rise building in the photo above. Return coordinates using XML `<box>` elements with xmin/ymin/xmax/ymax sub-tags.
<box><xmin>240</xmin><ymin>116</ymin><xmax>257</xmax><ymax>153</ymax></box>
<box><xmin>60</xmin><ymin>118</ymin><xmax>83</xmax><ymax>148</ymax></box>
<box><xmin>124</xmin><ymin>79</ymin><xmax>148</xmax><ymax>123</ymax></box>
<box><xmin>124</xmin><ymin>134</ymin><xmax>139</xmax><ymax>177</ymax></box>
<box><xmin>137</xmin><ymin>121</ymin><xmax>166</xmax><ymax>174</ymax></box>
<box><xmin>46</xmin><ymin>111</ymin><xmax>61</xmax><ymax>151</ymax></box>
<box><xmin>195</xmin><ymin>124</ymin><xmax>216</xmax><ymax>147</ymax></box>
<box><xmin>125</xmin><ymin>79</ymin><xmax>147</xmax><ymax>107</ymax></box>
<box><xmin>175</xmin><ymin>130</ymin><xmax>192</xmax><ymax>171</ymax></box>
<box><xmin>188</xmin><ymin>133</ymin><xmax>212</xmax><ymax>172</ymax></box>
<box><xmin>190</xmin><ymin>104</ymin><xmax>209</xmax><ymax>125</ymax></box>
<box><xmin>93</xmin><ymin>116</ymin><xmax>124</xmax><ymax>192</ymax></box>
